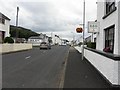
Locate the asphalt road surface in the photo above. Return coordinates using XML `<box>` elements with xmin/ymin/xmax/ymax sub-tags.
<box><xmin>2</xmin><ymin>46</ymin><xmax>70</xmax><ymax>88</ymax></box>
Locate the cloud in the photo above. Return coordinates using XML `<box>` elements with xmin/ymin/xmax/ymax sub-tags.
<box><xmin>0</xmin><ymin>0</ymin><xmax>97</xmax><ymax>40</ymax></box>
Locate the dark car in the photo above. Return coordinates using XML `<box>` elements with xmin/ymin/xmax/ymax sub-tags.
<box><xmin>40</xmin><ymin>42</ymin><xmax>51</xmax><ymax>49</ymax></box>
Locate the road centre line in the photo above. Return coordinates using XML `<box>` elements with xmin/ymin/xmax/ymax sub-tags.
<box><xmin>25</xmin><ymin>56</ymin><xmax>31</xmax><ymax>59</ymax></box>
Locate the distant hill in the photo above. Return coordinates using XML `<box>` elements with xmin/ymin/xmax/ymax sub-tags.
<box><xmin>10</xmin><ymin>25</ymin><xmax>40</xmax><ymax>39</ymax></box>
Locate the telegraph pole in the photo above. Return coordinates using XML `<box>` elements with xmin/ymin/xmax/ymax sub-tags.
<box><xmin>16</xmin><ymin>7</ymin><xmax>19</xmax><ymax>43</ymax></box>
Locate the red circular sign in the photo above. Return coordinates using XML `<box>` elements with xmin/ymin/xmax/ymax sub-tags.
<box><xmin>76</xmin><ymin>27</ymin><xmax>83</xmax><ymax>33</ymax></box>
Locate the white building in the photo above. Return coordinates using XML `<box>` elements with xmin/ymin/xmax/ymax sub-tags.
<box><xmin>96</xmin><ymin>0</ymin><xmax>120</xmax><ymax>54</ymax></box>
<box><xmin>28</xmin><ymin>34</ymin><xmax>50</xmax><ymax>46</ymax></box>
<box><xmin>0</xmin><ymin>12</ymin><xmax>10</xmax><ymax>43</ymax></box>
<box><xmin>54</xmin><ymin>35</ymin><xmax>61</xmax><ymax>45</ymax></box>
<box><xmin>28</xmin><ymin>36</ymin><xmax>42</xmax><ymax>44</ymax></box>
<box><xmin>85</xmin><ymin>33</ymin><xmax>97</xmax><ymax>43</ymax></box>
<box><xmin>84</xmin><ymin>0</ymin><xmax>120</xmax><ymax>86</ymax></box>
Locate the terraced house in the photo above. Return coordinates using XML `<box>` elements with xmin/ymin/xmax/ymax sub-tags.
<box><xmin>84</xmin><ymin>0</ymin><xmax>120</xmax><ymax>87</ymax></box>
<box><xmin>0</xmin><ymin>12</ymin><xmax>10</xmax><ymax>43</ymax></box>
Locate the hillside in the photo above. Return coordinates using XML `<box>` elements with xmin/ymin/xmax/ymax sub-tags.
<box><xmin>10</xmin><ymin>25</ymin><xmax>40</xmax><ymax>39</ymax></box>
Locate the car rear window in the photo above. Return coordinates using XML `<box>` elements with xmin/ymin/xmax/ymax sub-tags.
<box><xmin>41</xmin><ymin>42</ymin><xmax>47</xmax><ymax>44</ymax></box>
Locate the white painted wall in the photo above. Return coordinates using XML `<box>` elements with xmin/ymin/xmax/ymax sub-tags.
<box><xmin>74</xmin><ymin>46</ymin><xmax>82</xmax><ymax>53</ymax></box>
<box><xmin>1</xmin><ymin>44</ymin><xmax>32</xmax><ymax>53</ymax></box>
<box><xmin>0</xmin><ymin>44</ymin><xmax>2</xmax><ymax>89</ymax></box>
<box><xmin>75</xmin><ymin>46</ymin><xmax>120</xmax><ymax>85</ymax></box>
<box><xmin>118</xmin><ymin>62</ymin><xmax>120</xmax><ymax>85</ymax></box>
<box><xmin>84</xmin><ymin>48</ymin><xmax>119</xmax><ymax>85</ymax></box>
<box><xmin>54</xmin><ymin>37</ymin><xmax>61</xmax><ymax>45</ymax></box>
<box><xmin>0</xmin><ymin>19</ymin><xmax>10</xmax><ymax>37</ymax></box>
<box><xmin>118</xmin><ymin>1</ymin><xmax>120</xmax><ymax>55</ymax></box>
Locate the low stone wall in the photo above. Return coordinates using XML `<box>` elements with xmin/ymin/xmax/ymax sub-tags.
<box><xmin>0</xmin><ymin>43</ymin><xmax>32</xmax><ymax>54</ymax></box>
<box><xmin>74</xmin><ymin>46</ymin><xmax>82</xmax><ymax>53</ymax></box>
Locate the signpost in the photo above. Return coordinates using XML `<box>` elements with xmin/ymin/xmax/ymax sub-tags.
<box><xmin>16</xmin><ymin>7</ymin><xmax>19</xmax><ymax>43</ymax></box>
<box><xmin>76</xmin><ymin>0</ymin><xmax>85</xmax><ymax>60</ymax></box>
<box><xmin>88</xmin><ymin>21</ymin><xmax>100</xmax><ymax>33</ymax></box>
<box><xmin>88</xmin><ymin>21</ymin><xmax>100</xmax><ymax>42</ymax></box>
<box><xmin>76</xmin><ymin>27</ymin><xmax>83</xmax><ymax>33</ymax></box>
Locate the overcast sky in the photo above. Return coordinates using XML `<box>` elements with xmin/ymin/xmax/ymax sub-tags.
<box><xmin>0</xmin><ymin>0</ymin><xmax>97</xmax><ymax>41</ymax></box>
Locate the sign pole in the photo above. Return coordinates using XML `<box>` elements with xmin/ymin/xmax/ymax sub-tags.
<box><xmin>82</xmin><ymin>0</ymin><xmax>85</xmax><ymax>60</ymax></box>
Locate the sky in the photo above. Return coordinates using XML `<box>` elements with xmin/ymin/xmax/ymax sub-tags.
<box><xmin>0</xmin><ymin>0</ymin><xmax>97</xmax><ymax>41</ymax></box>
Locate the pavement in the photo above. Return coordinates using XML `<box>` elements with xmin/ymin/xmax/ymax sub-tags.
<box><xmin>63</xmin><ymin>47</ymin><xmax>112</xmax><ymax>88</ymax></box>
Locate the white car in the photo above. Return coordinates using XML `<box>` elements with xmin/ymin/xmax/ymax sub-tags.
<box><xmin>40</xmin><ymin>42</ymin><xmax>51</xmax><ymax>49</ymax></box>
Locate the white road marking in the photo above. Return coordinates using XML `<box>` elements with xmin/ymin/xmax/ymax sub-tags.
<box><xmin>43</xmin><ymin>51</ymin><xmax>46</xmax><ymax>53</ymax></box>
<box><xmin>25</xmin><ymin>56</ymin><xmax>31</xmax><ymax>59</ymax></box>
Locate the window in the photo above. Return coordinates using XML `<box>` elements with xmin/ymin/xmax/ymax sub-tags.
<box><xmin>103</xmin><ymin>0</ymin><xmax>116</xmax><ymax>19</ymax></box>
<box><xmin>104</xmin><ymin>25</ymin><xmax>114</xmax><ymax>53</ymax></box>
<box><xmin>94</xmin><ymin>38</ymin><xmax>96</xmax><ymax>42</ymax></box>
<box><xmin>106</xmin><ymin>0</ymin><xmax>115</xmax><ymax>14</ymax></box>
<box><xmin>0</xmin><ymin>18</ymin><xmax>2</xmax><ymax>23</ymax></box>
<box><xmin>0</xmin><ymin>18</ymin><xmax>5</xmax><ymax>24</ymax></box>
<box><xmin>0</xmin><ymin>31</ymin><xmax>5</xmax><ymax>43</ymax></box>
<box><xmin>2</xmin><ymin>18</ymin><xmax>5</xmax><ymax>24</ymax></box>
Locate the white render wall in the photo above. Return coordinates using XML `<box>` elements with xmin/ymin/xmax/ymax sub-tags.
<box><xmin>96</xmin><ymin>2</ymin><xmax>105</xmax><ymax>50</ymax></box>
<box><xmin>84</xmin><ymin>48</ymin><xmax>119</xmax><ymax>85</ymax></box>
<box><xmin>54</xmin><ymin>37</ymin><xmax>61</xmax><ymax>45</ymax></box>
<box><xmin>119</xmin><ymin>61</ymin><xmax>120</xmax><ymax>85</ymax></box>
<box><xmin>118</xmin><ymin>2</ymin><xmax>120</xmax><ymax>84</ymax></box>
<box><xmin>75</xmin><ymin>46</ymin><xmax>120</xmax><ymax>85</ymax></box>
<box><xmin>118</xmin><ymin>1</ymin><xmax>120</xmax><ymax>55</ymax></box>
<box><xmin>1</xmin><ymin>44</ymin><xmax>32</xmax><ymax>54</ymax></box>
<box><xmin>0</xmin><ymin>19</ymin><xmax>10</xmax><ymax>37</ymax></box>
<box><xmin>96</xmin><ymin>1</ymin><xmax>119</xmax><ymax>55</ymax></box>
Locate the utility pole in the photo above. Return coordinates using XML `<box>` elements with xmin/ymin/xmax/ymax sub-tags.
<box><xmin>16</xmin><ymin>7</ymin><xmax>19</xmax><ymax>43</ymax></box>
<box><xmin>82</xmin><ymin>0</ymin><xmax>85</xmax><ymax>60</ymax></box>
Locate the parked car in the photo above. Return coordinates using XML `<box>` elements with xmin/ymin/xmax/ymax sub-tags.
<box><xmin>40</xmin><ymin>42</ymin><xmax>51</xmax><ymax>49</ymax></box>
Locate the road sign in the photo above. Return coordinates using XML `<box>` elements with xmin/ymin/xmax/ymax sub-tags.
<box><xmin>76</xmin><ymin>27</ymin><xmax>83</xmax><ymax>33</ymax></box>
<box><xmin>88</xmin><ymin>21</ymin><xmax>100</xmax><ymax>33</ymax></box>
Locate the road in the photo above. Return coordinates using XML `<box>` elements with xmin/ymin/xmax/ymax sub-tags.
<box><xmin>2</xmin><ymin>46</ymin><xmax>70</xmax><ymax>88</ymax></box>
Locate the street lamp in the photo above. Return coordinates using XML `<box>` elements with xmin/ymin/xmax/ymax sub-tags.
<box><xmin>82</xmin><ymin>0</ymin><xmax>85</xmax><ymax>60</ymax></box>
<box><xmin>79</xmin><ymin>0</ymin><xmax>85</xmax><ymax>60</ymax></box>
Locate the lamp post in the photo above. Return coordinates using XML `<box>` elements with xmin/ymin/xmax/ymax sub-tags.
<box><xmin>82</xmin><ymin>0</ymin><xmax>85</xmax><ymax>60</ymax></box>
<box><xmin>76</xmin><ymin>0</ymin><xmax>85</xmax><ymax>60</ymax></box>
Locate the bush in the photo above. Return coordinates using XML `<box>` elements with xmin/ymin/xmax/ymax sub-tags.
<box><xmin>86</xmin><ymin>42</ymin><xmax>96</xmax><ymax>49</ymax></box>
<box><xmin>4</xmin><ymin>37</ymin><xmax>14</xmax><ymax>43</ymax></box>
<box><xmin>78</xmin><ymin>42</ymin><xmax>83</xmax><ymax>46</ymax></box>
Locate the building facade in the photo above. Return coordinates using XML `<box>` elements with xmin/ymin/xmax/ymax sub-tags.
<box><xmin>84</xmin><ymin>0</ymin><xmax>120</xmax><ymax>86</ymax></box>
<box><xmin>96</xmin><ymin>0</ymin><xmax>120</xmax><ymax>55</ymax></box>
<box><xmin>28</xmin><ymin>33</ymin><xmax>51</xmax><ymax>46</ymax></box>
<box><xmin>0</xmin><ymin>12</ymin><xmax>10</xmax><ymax>43</ymax></box>
<box><xmin>28</xmin><ymin>36</ymin><xmax>43</xmax><ymax>45</ymax></box>
<box><xmin>54</xmin><ymin>35</ymin><xmax>61</xmax><ymax>45</ymax></box>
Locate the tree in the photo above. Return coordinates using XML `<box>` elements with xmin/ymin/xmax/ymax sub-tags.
<box><xmin>10</xmin><ymin>25</ymin><xmax>40</xmax><ymax>39</ymax></box>
<box><xmin>4</xmin><ymin>37</ymin><xmax>14</xmax><ymax>43</ymax></box>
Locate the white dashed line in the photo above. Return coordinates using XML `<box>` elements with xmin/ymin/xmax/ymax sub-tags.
<box><xmin>25</xmin><ymin>56</ymin><xmax>31</xmax><ymax>59</ymax></box>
